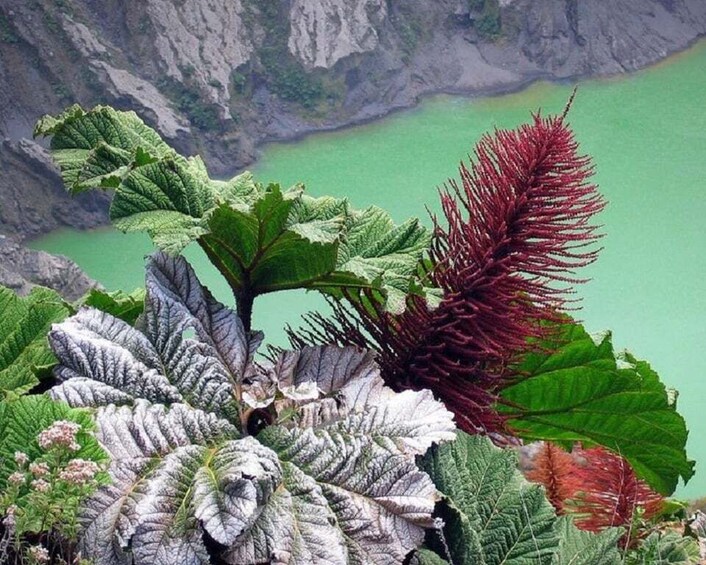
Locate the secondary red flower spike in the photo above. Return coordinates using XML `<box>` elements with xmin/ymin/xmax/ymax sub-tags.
<box><xmin>525</xmin><ymin>442</ymin><xmax>577</xmax><ymax>513</ymax></box>
<box><xmin>292</xmin><ymin>104</ymin><xmax>605</xmax><ymax>434</ymax></box>
<box><xmin>565</xmin><ymin>447</ymin><xmax>664</xmax><ymax>545</ymax></box>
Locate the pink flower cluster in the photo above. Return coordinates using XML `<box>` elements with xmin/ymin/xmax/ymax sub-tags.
<box><xmin>27</xmin><ymin>545</ymin><xmax>50</xmax><ymax>563</ymax></box>
<box><xmin>58</xmin><ymin>458</ymin><xmax>100</xmax><ymax>486</ymax></box>
<box><xmin>8</xmin><ymin>472</ymin><xmax>25</xmax><ymax>486</ymax></box>
<box><xmin>14</xmin><ymin>451</ymin><xmax>29</xmax><ymax>466</ymax></box>
<box><xmin>29</xmin><ymin>461</ymin><xmax>50</xmax><ymax>478</ymax></box>
<box><xmin>31</xmin><ymin>479</ymin><xmax>51</xmax><ymax>493</ymax></box>
<box><xmin>2</xmin><ymin>504</ymin><xmax>18</xmax><ymax>528</ymax></box>
<box><xmin>37</xmin><ymin>420</ymin><xmax>81</xmax><ymax>452</ymax></box>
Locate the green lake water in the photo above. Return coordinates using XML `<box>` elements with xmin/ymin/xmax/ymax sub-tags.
<box><xmin>31</xmin><ymin>41</ymin><xmax>706</xmax><ymax>497</ymax></box>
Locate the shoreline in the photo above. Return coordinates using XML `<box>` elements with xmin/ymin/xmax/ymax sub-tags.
<box><xmin>247</xmin><ymin>35</ymin><xmax>706</xmax><ymax>161</ymax></box>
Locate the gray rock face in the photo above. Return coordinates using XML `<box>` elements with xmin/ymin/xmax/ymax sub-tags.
<box><xmin>93</xmin><ymin>62</ymin><xmax>191</xmax><ymax>139</ymax></box>
<box><xmin>0</xmin><ymin>0</ymin><xmax>704</xmax><ymax>247</ymax></box>
<box><xmin>0</xmin><ymin>138</ymin><xmax>111</xmax><ymax>238</ymax></box>
<box><xmin>143</xmin><ymin>0</ymin><xmax>254</xmax><ymax>108</ymax></box>
<box><xmin>492</xmin><ymin>0</ymin><xmax>706</xmax><ymax>76</ymax></box>
<box><xmin>288</xmin><ymin>0</ymin><xmax>387</xmax><ymax>69</ymax></box>
<box><xmin>0</xmin><ymin>235</ymin><xmax>98</xmax><ymax>301</ymax></box>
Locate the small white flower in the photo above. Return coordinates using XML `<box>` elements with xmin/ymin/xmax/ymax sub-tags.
<box><xmin>29</xmin><ymin>461</ymin><xmax>50</xmax><ymax>477</ymax></box>
<box><xmin>2</xmin><ymin>504</ymin><xmax>19</xmax><ymax>529</ymax></box>
<box><xmin>59</xmin><ymin>458</ymin><xmax>100</xmax><ymax>486</ymax></box>
<box><xmin>31</xmin><ymin>478</ymin><xmax>51</xmax><ymax>493</ymax></box>
<box><xmin>27</xmin><ymin>545</ymin><xmax>50</xmax><ymax>564</ymax></box>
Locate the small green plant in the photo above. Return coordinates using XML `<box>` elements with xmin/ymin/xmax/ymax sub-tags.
<box><xmin>42</xmin><ymin>12</ymin><xmax>60</xmax><ymax>35</ymax></box>
<box><xmin>0</xmin><ymin>11</ymin><xmax>19</xmax><ymax>44</ymax></box>
<box><xmin>51</xmin><ymin>82</ymin><xmax>72</xmax><ymax>103</ymax></box>
<box><xmin>230</xmin><ymin>70</ymin><xmax>247</xmax><ymax>93</ymax></box>
<box><xmin>1</xmin><ymin>417</ymin><xmax>107</xmax><ymax>563</ymax></box>
<box><xmin>157</xmin><ymin>76</ymin><xmax>221</xmax><ymax>131</ymax></box>
<box><xmin>470</xmin><ymin>0</ymin><xmax>502</xmax><ymax>39</ymax></box>
<box><xmin>0</xmin><ymin>287</ymin><xmax>107</xmax><ymax>563</ymax></box>
<box><xmin>243</xmin><ymin>0</ymin><xmax>327</xmax><ymax>110</ymax></box>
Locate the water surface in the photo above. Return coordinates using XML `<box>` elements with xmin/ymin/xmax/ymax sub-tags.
<box><xmin>32</xmin><ymin>41</ymin><xmax>706</xmax><ymax>497</ymax></box>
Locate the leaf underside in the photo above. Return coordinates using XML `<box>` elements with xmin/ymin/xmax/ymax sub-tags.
<box><xmin>47</xmin><ymin>252</ymin><xmax>455</xmax><ymax>564</ymax></box>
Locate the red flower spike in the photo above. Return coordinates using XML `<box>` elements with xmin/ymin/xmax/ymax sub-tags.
<box><xmin>566</xmin><ymin>447</ymin><xmax>664</xmax><ymax>546</ymax></box>
<box><xmin>525</xmin><ymin>442</ymin><xmax>577</xmax><ymax>513</ymax></box>
<box><xmin>291</xmin><ymin>108</ymin><xmax>605</xmax><ymax>435</ymax></box>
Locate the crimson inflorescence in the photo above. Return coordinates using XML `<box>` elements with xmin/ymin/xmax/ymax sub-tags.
<box><xmin>292</xmin><ymin>108</ymin><xmax>605</xmax><ymax>435</ymax></box>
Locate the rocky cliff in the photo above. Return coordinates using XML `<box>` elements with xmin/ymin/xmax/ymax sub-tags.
<box><xmin>0</xmin><ymin>0</ymin><xmax>705</xmax><ymax>245</ymax></box>
<box><xmin>0</xmin><ymin>234</ymin><xmax>97</xmax><ymax>300</ymax></box>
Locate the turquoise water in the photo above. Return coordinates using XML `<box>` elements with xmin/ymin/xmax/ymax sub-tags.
<box><xmin>31</xmin><ymin>41</ymin><xmax>706</xmax><ymax>497</ymax></box>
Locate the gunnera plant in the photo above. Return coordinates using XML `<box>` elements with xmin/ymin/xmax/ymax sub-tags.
<box><xmin>46</xmin><ymin>252</ymin><xmax>456</xmax><ymax>564</ymax></box>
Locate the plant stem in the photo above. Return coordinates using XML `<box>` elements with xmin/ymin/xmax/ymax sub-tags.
<box><xmin>237</xmin><ymin>290</ymin><xmax>254</xmax><ymax>333</ymax></box>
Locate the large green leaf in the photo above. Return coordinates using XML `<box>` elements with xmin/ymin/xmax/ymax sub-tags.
<box><xmin>314</xmin><ymin>206</ymin><xmax>432</xmax><ymax>314</ymax></box>
<box><xmin>110</xmin><ymin>157</ymin><xmax>214</xmax><ymax>253</ymax></box>
<box><xmin>420</xmin><ymin>432</ymin><xmax>559</xmax><ymax>565</ymax></box>
<box><xmin>34</xmin><ymin>104</ymin><xmax>174</xmax><ymax>193</ymax></box>
<box><xmin>36</xmin><ymin>106</ymin><xmax>434</xmax><ymax>314</ymax></box>
<box><xmin>81</xmin><ymin>287</ymin><xmax>146</xmax><ymax>325</ymax></box>
<box><xmin>199</xmin><ymin>186</ymin><xmax>345</xmax><ymax>295</ymax></box>
<box><xmin>34</xmin><ymin>104</ymin><xmax>213</xmax><ymax>253</ymax></box>
<box><xmin>410</xmin><ymin>549</ymin><xmax>449</xmax><ymax>565</ymax></box>
<box><xmin>626</xmin><ymin>531</ymin><xmax>701</xmax><ymax>564</ymax></box>
<box><xmin>0</xmin><ymin>286</ymin><xmax>71</xmax><ymax>396</ymax></box>
<box><xmin>551</xmin><ymin>516</ymin><xmax>622</xmax><ymax>565</ymax></box>
<box><xmin>498</xmin><ymin>323</ymin><xmax>694</xmax><ymax>495</ymax></box>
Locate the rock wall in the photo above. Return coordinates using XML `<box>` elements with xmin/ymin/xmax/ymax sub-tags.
<box><xmin>0</xmin><ymin>234</ymin><xmax>98</xmax><ymax>300</ymax></box>
<box><xmin>143</xmin><ymin>0</ymin><xmax>254</xmax><ymax>109</ymax></box>
<box><xmin>0</xmin><ymin>0</ymin><xmax>705</xmax><ymax>247</ymax></box>
<box><xmin>288</xmin><ymin>0</ymin><xmax>387</xmax><ymax>69</ymax></box>
<box><xmin>491</xmin><ymin>0</ymin><xmax>706</xmax><ymax>75</ymax></box>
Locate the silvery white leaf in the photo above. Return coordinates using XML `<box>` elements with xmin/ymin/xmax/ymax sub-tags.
<box><xmin>161</xmin><ymin>337</ymin><xmax>237</xmax><ymax>418</ymax></box>
<box><xmin>95</xmin><ymin>400</ymin><xmax>237</xmax><ymax>460</ymax></box>
<box><xmin>275</xmin><ymin>346</ymin><xmax>379</xmax><ymax>400</ymax></box>
<box><xmin>192</xmin><ymin>437</ymin><xmax>281</xmax><ymax>545</ymax></box>
<box><xmin>49</xmin><ymin>378</ymin><xmax>135</xmax><ymax>408</ymax></box>
<box><xmin>223</xmin><ymin>463</ymin><xmax>346</xmax><ymax>565</ymax></box>
<box><xmin>132</xmin><ymin>445</ymin><xmax>212</xmax><ymax>565</ymax></box>
<box><xmin>144</xmin><ymin>253</ymin><xmax>263</xmax><ymax>378</ymax></box>
<box><xmin>45</xmin><ymin>254</ymin><xmax>452</xmax><ymax>565</ymax></box>
<box><xmin>59</xmin><ymin>307</ymin><xmax>162</xmax><ymax>368</ymax></box>
<box><xmin>259</xmin><ymin>426</ymin><xmax>438</xmax><ymax>564</ymax></box>
<box><xmin>330</xmin><ymin>388</ymin><xmax>456</xmax><ymax>456</ymax></box>
<box><xmin>271</xmin><ymin>346</ymin><xmax>381</xmax><ymax>427</ymax></box>
<box><xmin>79</xmin><ymin>459</ymin><xmax>148</xmax><ymax>565</ymax></box>
<box><xmin>272</xmin><ymin>346</ymin><xmax>455</xmax><ymax>455</ymax></box>
<box><xmin>49</xmin><ymin>309</ymin><xmax>183</xmax><ymax>405</ymax></box>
